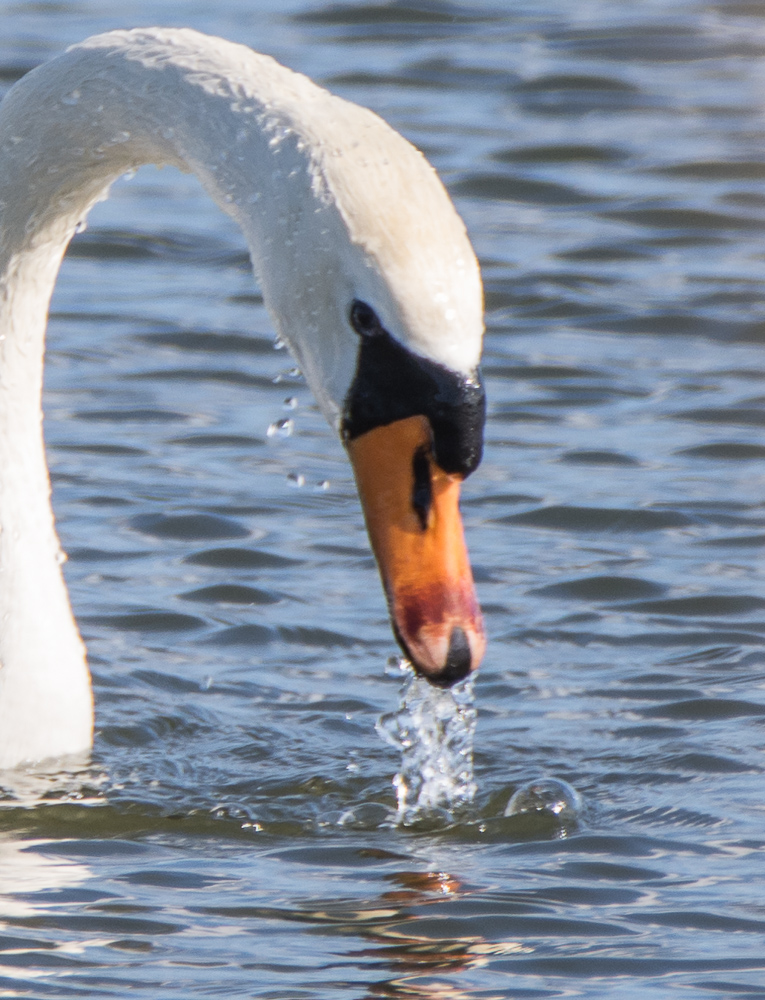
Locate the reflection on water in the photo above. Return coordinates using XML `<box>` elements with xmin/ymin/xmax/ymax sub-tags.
<box><xmin>0</xmin><ymin>835</ymin><xmax>90</xmax><ymax>916</ymax></box>
<box><xmin>2</xmin><ymin>0</ymin><xmax>765</xmax><ymax>996</ymax></box>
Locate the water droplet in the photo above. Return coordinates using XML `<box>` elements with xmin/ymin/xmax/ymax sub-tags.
<box><xmin>273</xmin><ymin>336</ymin><xmax>286</xmax><ymax>351</ymax></box>
<box><xmin>267</xmin><ymin>418</ymin><xmax>294</xmax><ymax>438</ymax></box>
<box><xmin>288</xmin><ymin>472</ymin><xmax>306</xmax><ymax>487</ymax></box>
<box><xmin>315</xmin><ymin>480</ymin><xmax>329</xmax><ymax>492</ymax></box>
<box><xmin>283</xmin><ymin>396</ymin><xmax>298</xmax><ymax>410</ymax></box>
<box><xmin>272</xmin><ymin>367</ymin><xmax>303</xmax><ymax>384</ymax></box>
<box><xmin>61</xmin><ymin>89</ymin><xmax>81</xmax><ymax>106</ymax></box>
<box><xmin>74</xmin><ymin>219</ymin><xmax>87</xmax><ymax>235</ymax></box>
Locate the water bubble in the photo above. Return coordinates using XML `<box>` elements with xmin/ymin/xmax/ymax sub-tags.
<box><xmin>267</xmin><ymin>418</ymin><xmax>294</xmax><ymax>438</ymax></box>
<box><xmin>377</xmin><ymin>661</ymin><xmax>477</xmax><ymax>822</ymax></box>
<box><xmin>504</xmin><ymin>777</ymin><xmax>582</xmax><ymax>822</ymax></box>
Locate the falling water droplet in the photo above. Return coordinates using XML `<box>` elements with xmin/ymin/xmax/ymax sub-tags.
<box><xmin>272</xmin><ymin>367</ymin><xmax>303</xmax><ymax>384</ymax></box>
<box><xmin>266</xmin><ymin>418</ymin><xmax>294</xmax><ymax>438</ymax></box>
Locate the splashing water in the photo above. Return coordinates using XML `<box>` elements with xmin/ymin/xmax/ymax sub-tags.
<box><xmin>376</xmin><ymin>659</ymin><xmax>477</xmax><ymax>823</ymax></box>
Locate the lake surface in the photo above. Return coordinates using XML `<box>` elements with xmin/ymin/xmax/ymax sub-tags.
<box><xmin>2</xmin><ymin>1</ymin><xmax>765</xmax><ymax>997</ymax></box>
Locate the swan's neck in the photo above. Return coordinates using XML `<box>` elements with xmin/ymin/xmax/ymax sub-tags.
<box><xmin>0</xmin><ymin>27</ymin><xmax>484</xmax><ymax>767</ymax></box>
<box><xmin>0</xmin><ymin>28</ymin><xmax>355</xmax><ymax>767</ymax></box>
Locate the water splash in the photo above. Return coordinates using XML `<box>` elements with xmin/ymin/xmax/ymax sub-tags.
<box><xmin>376</xmin><ymin>659</ymin><xmax>477</xmax><ymax>823</ymax></box>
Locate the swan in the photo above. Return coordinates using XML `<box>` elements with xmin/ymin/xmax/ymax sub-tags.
<box><xmin>0</xmin><ymin>28</ymin><xmax>486</xmax><ymax>769</ymax></box>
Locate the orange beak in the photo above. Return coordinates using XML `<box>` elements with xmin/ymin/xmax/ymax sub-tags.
<box><xmin>347</xmin><ymin>415</ymin><xmax>485</xmax><ymax>686</ymax></box>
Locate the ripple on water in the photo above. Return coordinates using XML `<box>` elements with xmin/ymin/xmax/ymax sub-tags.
<box><xmin>6</xmin><ymin>1</ymin><xmax>765</xmax><ymax>997</ymax></box>
<box><xmin>497</xmin><ymin>504</ymin><xmax>695</xmax><ymax>531</ymax></box>
<box><xmin>130</xmin><ymin>512</ymin><xmax>251</xmax><ymax>540</ymax></box>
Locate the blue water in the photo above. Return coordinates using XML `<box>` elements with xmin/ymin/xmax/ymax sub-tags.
<box><xmin>2</xmin><ymin>1</ymin><xmax>765</xmax><ymax>997</ymax></box>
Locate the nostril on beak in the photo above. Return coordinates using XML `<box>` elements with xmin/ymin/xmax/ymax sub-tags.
<box><xmin>428</xmin><ymin>626</ymin><xmax>472</xmax><ymax>688</ymax></box>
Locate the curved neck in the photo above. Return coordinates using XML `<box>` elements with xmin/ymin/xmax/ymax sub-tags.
<box><xmin>0</xmin><ymin>28</ymin><xmax>352</xmax><ymax>767</ymax></box>
<box><xmin>5</xmin><ymin>30</ymin><xmax>336</xmax><ymax>360</ymax></box>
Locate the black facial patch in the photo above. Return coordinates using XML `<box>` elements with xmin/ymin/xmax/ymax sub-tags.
<box><xmin>343</xmin><ymin>301</ymin><xmax>485</xmax><ymax>477</ymax></box>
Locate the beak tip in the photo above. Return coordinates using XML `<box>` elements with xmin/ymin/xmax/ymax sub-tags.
<box><xmin>425</xmin><ymin>625</ymin><xmax>472</xmax><ymax>687</ymax></box>
<box><xmin>401</xmin><ymin>623</ymin><xmax>485</xmax><ymax>688</ymax></box>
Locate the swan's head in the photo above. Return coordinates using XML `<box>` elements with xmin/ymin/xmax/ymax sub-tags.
<box><xmin>343</xmin><ymin>300</ymin><xmax>486</xmax><ymax>687</ymax></box>
<box><xmin>240</xmin><ymin>78</ymin><xmax>486</xmax><ymax>685</ymax></box>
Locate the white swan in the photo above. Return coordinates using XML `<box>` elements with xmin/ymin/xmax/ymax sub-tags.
<box><xmin>0</xmin><ymin>28</ymin><xmax>486</xmax><ymax>769</ymax></box>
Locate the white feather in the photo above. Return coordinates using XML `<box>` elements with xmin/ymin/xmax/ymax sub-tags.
<box><xmin>0</xmin><ymin>28</ymin><xmax>483</xmax><ymax>768</ymax></box>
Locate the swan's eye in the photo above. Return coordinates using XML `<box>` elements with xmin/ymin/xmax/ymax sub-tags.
<box><xmin>349</xmin><ymin>299</ymin><xmax>382</xmax><ymax>337</ymax></box>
